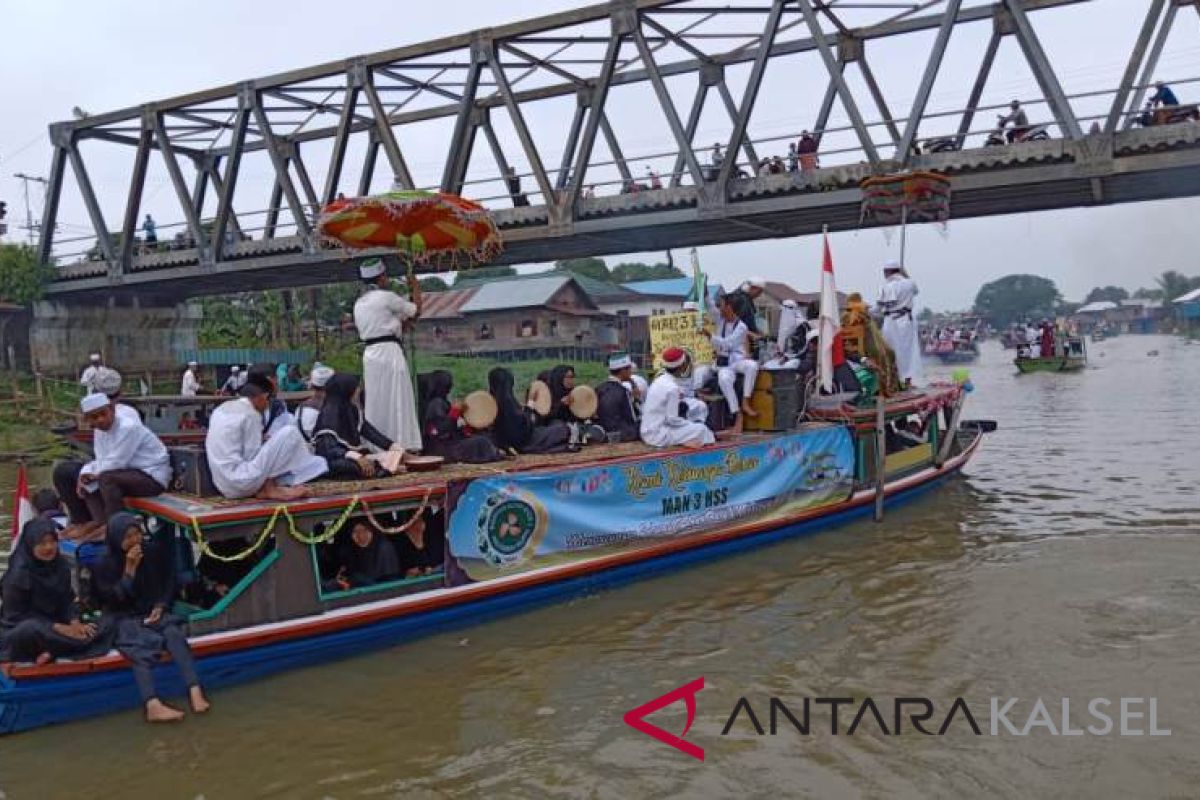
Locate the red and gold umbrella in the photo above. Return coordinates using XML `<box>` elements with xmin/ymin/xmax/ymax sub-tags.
<box><xmin>317</xmin><ymin>189</ymin><xmax>502</xmax><ymax>267</ymax></box>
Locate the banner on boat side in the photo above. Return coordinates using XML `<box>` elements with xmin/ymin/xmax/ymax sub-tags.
<box><xmin>444</xmin><ymin>427</ymin><xmax>855</xmax><ymax>583</ymax></box>
<box><xmin>648</xmin><ymin>312</ymin><xmax>716</xmax><ymax>371</ymax></box>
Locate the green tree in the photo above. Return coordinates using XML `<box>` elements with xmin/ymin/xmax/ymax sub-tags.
<box><xmin>553</xmin><ymin>257</ymin><xmax>610</xmax><ymax>282</ymax></box>
<box><xmin>453</xmin><ymin>265</ymin><xmax>517</xmax><ymax>285</ymax></box>
<box><xmin>1155</xmin><ymin>270</ymin><xmax>1199</xmax><ymax>302</ymax></box>
<box><xmin>1133</xmin><ymin>287</ymin><xmax>1164</xmax><ymax>301</ymax></box>
<box><xmin>0</xmin><ymin>243</ymin><xmax>55</xmax><ymax>305</ymax></box>
<box><xmin>418</xmin><ymin>276</ymin><xmax>449</xmax><ymax>292</ymax></box>
<box><xmin>610</xmin><ymin>261</ymin><xmax>685</xmax><ymax>282</ymax></box>
<box><xmin>1083</xmin><ymin>285</ymin><xmax>1129</xmax><ymax>304</ymax></box>
<box><xmin>972</xmin><ymin>274</ymin><xmax>1061</xmax><ymax>325</ymax></box>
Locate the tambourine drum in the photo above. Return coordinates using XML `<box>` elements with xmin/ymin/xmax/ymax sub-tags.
<box><xmin>568</xmin><ymin>385</ymin><xmax>598</xmax><ymax>420</ymax></box>
<box><xmin>526</xmin><ymin>380</ymin><xmax>552</xmax><ymax>417</ymax></box>
<box><xmin>461</xmin><ymin>391</ymin><xmax>498</xmax><ymax>429</ymax></box>
<box><xmin>403</xmin><ymin>454</ymin><xmax>445</xmax><ymax>472</ymax></box>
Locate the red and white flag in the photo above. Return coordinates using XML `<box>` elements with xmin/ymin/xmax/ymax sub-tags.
<box><xmin>10</xmin><ymin>461</ymin><xmax>35</xmax><ymax>549</ymax></box>
<box><xmin>818</xmin><ymin>232</ymin><xmax>841</xmax><ymax>393</ymax></box>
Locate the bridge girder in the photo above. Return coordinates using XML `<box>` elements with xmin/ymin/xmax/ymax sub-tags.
<box><xmin>35</xmin><ymin>0</ymin><xmax>1197</xmax><ymax>297</ymax></box>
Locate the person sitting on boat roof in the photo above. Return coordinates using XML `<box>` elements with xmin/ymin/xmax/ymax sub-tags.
<box><xmin>596</xmin><ymin>353</ymin><xmax>640</xmax><ymax>443</ymax></box>
<box><xmin>205</xmin><ymin>370</ymin><xmax>328</xmax><ymax>501</ymax></box>
<box><xmin>324</xmin><ymin>518</ymin><xmax>403</xmax><ymax>592</ymax></box>
<box><xmin>487</xmin><ymin>368</ymin><xmax>572</xmax><ymax>456</ymax></box>
<box><xmin>543</xmin><ymin>364</ymin><xmax>605</xmax><ymax>446</ymax></box>
<box><xmin>703</xmin><ymin>294</ymin><xmax>760</xmax><ymax>434</ymax></box>
<box><xmin>876</xmin><ymin>261</ymin><xmax>923</xmax><ymax>389</ymax></box>
<box><xmin>91</xmin><ymin>512</ymin><xmax>210</xmax><ymax>723</ymax></box>
<box><xmin>0</xmin><ymin>519</ymin><xmax>114</xmax><ymax>666</ymax></box>
<box><xmin>51</xmin><ymin>393</ymin><xmax>171</xmax><ymax>543</ymax></box>
<box><xmin>724</xmin><ymin>277</ymin><xmax>766</xmax><ymax>335</ymax></box>
<box><xmin>311</xmin><ymin>374</ymin><xmax>406</xmax><ymax>481</ymax></box>
<box><xmin>245</xmin><ymin>363</ymin><xmax>296</xmax><ymax>438</ymax></box>
<box><xmin>79</xmin><ymin>353</ymin><xmax>103</xmax><ymax>395</ymax></box>
<box><xmin>297</xmin><ymin>363</ymin><xmax>334</xmax><ymax>442</ymax></box>
<box><xmin>418</xmin><ymin>370</ymin><xmax>504</xmax><ymax>464</ymax></box>
<box><xmin>641</xmin><ymin>347</ymin><xmax>716</xmax><ymax>449</ymax></box>
<box><xmin>180</xmin><ymin>361</ymin><xmax>201</xmax><ymax>397</ymax></box>
<box><xmin>220</xmin><ymin>366</ymin><xmax>241</xmax><ymax>396</ymax></box>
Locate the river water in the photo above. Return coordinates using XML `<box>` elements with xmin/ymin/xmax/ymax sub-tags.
<box><xmin>2</xmin><ymin>334</ymin><xmax>1199</xmax><ymax>798</ymax></box>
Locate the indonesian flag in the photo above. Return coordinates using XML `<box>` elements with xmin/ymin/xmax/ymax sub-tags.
<box><xmin>818</xmin><ymin>232</ymin><xmax>840</xmax><ymax>393</ymax></box>
<box><xmin>10</xmin><ymin>461</ymin><xmax>35</xmax><ymax>548</ymax></box>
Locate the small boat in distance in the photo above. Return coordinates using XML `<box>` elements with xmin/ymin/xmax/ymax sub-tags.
<box><xmin>1014</xmin><ymin>335</ymin><xmax>1087</xmax><ymax>373</ymax></box>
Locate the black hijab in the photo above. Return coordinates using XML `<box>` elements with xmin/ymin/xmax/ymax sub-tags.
<box><xmin>315</xmin><ymin>373</ymin><xmax>365</xmax><ymax>447</ymax></box>
<box><xmin>547</xmin><ymin>365</ymin><xmax>574</xmax><ymax>409</ymax></box>
<box><xmin>339</xmin><ymin>522</ymin><xmax>400</xmax><ymax>583</ymax></box>
<box><xmin>96</xmin><ymin>512</ymin><xmax>175</xmax><ymax>615</ymax></box>
<box><xmin>488</xmin><ymin>367</ymin><xmax>531</xmax><ymax>450</ymax></box>
<box><xmin>0</xmin><ymin>519</ymin><xmax>73</xmax><ymax>623</ymax></box>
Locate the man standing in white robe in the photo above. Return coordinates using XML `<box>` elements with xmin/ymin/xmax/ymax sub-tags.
<box><xmin>353</xmin><ymin>258</ymin><xmax>423</xmax><ymax>452</ymax></box>
<box><xmin>640</xmin><ymin>348</ymin><xmax>715</xmax><ymax>449</ymax></box>
<box><xmin>205</xmin><ymin>372</ymin><xmax>327</xmax><ymax>500</ymax></box>
<box><xmin>876</xmin><ymin>262</ymin><xmax>923</xmax><ymax>388</ymax></box>
<box><xmin>180</xmin><ymin>361</ymin><xmax>201</xmax><ymax>397</ymax></box>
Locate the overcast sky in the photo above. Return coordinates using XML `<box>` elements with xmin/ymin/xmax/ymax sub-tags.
<box><xmin>2</xmin><ymin>0</ymin><xmax>1199</xmax><ymax>310</ymax></box>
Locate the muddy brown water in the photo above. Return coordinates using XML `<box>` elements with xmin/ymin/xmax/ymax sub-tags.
<box><xmin>1</xmin><ymin>335</ymin><xmax>1199</xmax><ymax>798</ymax></box>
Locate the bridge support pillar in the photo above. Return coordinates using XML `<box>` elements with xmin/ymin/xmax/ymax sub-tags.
<box><xmin>29</xmin><ymin>297</ymin><xmax>203</xmax><ymax>376</ymax></box>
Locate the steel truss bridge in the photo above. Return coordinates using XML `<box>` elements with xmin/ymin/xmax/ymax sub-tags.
<box><xmin>36</xmin><ymin>0</ymin><xmax>1200</xmax><ymax>297</ymax></box>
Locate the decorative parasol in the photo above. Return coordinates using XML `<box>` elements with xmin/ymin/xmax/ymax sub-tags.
<box><xmin>859</xmin><ymin>171</ymin><xmax>951</xmax><ymax>227</ymax></box>
<box><xmin>317</xmin><ymin>189</ymin><xmax>503</xmax><ymax>268</ymax></box>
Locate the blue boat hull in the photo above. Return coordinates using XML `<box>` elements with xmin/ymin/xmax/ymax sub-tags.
<box><xmin>0</xmin><ymin>459</ymin><xmax>967</xmax><ymax>734</ymax></box>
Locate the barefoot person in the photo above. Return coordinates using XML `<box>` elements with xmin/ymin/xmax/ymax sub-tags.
<box><xmin>0</xmin><ymin>519</ymin><xmax>113</xmax><ymax>665</ymax></box>
<box><xmin>707</xmin><ymin>295</ymin><xmax>760</xmax><ymax>433</ymax></box>
<box><xmin>92</xmin><ymin>513</ymin><xmax>210</xmax><ymax>723</ymax></box>
<box><xmin>204</xmin><ymin>371</ymin><xmax>328</xmax><ymax>501</ymax></box>
<box><xmin>640</xmin><ymin>348</ymin><xmax>715</xmax><ymax>449</ymax></box>
<box><xmin>52</xmin><ymin>393</ymin><xmax>171</xmax><ymax>541</ymax></box>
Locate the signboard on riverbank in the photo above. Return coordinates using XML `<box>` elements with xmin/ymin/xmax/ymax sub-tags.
<box><xmin>445</xmin><ymin>427</ymin><xmax>855</xmax><ymax>583</ymax></box>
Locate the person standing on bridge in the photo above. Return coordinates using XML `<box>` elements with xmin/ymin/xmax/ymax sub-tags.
<box><xmin>1150</xmin><ymin>80</ymin><xmax>1179</xmax><ymax>108</ymax></box>
<box><xmin>142</xmin><ymin>214</ymin><xmax>157</xmax><ymax>246</ymax></box>
<box><xmin>876</xmin><ymin>262</ymin><xmax>923</xmax><ymax>389</ymax></box>
<box><xmin>353</xmin><ymin>258</ymin><xmax>423</xmax><ymax>453</ymax></box>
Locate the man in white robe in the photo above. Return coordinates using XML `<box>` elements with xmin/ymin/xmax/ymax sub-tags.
<box><xmin>352</xmin><ymin>258</ymin><xmax>423</xmax><ymax>451</ymax></box>
<box><xmin>79</xmin><ymin>353</ymin><xmax>103</xmax><ymax>394</ymax></box>
<box><xmin>876</xmin><ymin>262</ymin><xmax>924</xmax><ymax>388</ymax></box>
<box><xmin>53</xmin><ymin>393</ymin><xmax>171</xmax><ymax>539</ymax></box>
<box><xmin>706</xmin><ymin>296</ymin><xmax>760</xmax><ymax>431</ymax></box>
<box><xmin>180</xmin><ymin>361</ymin><xmax>201</xmax><ymax>397</ymax></box>
<box><xmin>640</xmin><ymin>348</ymin><xmax>715</xmax><ymax>449</ymax></box>
<box><xmin>205</xmin><ymin>372</ymin><xmax>327</xmax><ymax>500</ymax></box>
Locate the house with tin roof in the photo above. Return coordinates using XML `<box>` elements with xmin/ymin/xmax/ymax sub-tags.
<box><xmin>414</xmin><ymin>274</ymin><xmax>617</xmax><ymax>358</ymax></box>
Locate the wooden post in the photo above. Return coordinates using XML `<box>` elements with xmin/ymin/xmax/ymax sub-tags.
<box><xmin>935</xmin><ymin>393</ymin><xmax>966</xmax><ymax>468</ymax></box>
<box><xmin>35</xmin><ymin>372</ymin><xmax>48</xmax><ymax>411</ymax></box>
<box><xmin>873</xmin><ymin>394</ymin><xmax>886</xmax><ymax>522</ymax></box>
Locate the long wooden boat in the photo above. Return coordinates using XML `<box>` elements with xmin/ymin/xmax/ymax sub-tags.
<box><xmin>1</xmin><ymin>384</ymin><xmax>987</xmax><ymax>735</ymax></box>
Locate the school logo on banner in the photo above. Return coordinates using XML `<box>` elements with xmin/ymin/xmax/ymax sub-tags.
<box><xmin>475</xmin><ymin>488</ymin><xmax>548</xmax><ymax>567</ymax></box>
